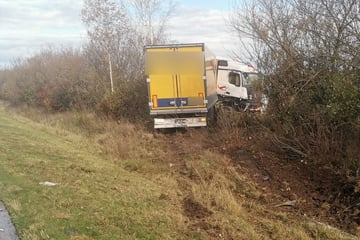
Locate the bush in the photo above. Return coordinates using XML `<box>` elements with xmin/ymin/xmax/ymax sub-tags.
<box><xmin>97</xmin><ymin>80</ymin><xmax>149</xmax><ymax>121</ymax></box>
<box><xmin>0</xmin><ymin>48</ymin><xmax>105</xmax><ymax>111</ymax></box>
<box><xmin>0</xmin><ymin>47</ymin><xmax>149</xmax><ymax>123</ymax></box>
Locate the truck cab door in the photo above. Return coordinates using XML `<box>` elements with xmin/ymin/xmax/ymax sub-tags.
<box><xmin>226</xmin><ymin>71</ymin><xmax>248</xmax><ymax>100</ymax></box>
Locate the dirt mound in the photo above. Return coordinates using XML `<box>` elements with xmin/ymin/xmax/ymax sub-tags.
<box><xmin>183</xmin><ymin>197</ymin><xmax>213</xmax><ymax>219</ymax></box>
<box><xmin>224</xmin><ymin>145</ymin><xmax>360</xmax><ymax>234</ymax></box>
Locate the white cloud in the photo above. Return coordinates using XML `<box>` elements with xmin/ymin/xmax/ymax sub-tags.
<box><xmin>167</xmin><ymin>6</ymin><xmax>241</xmax><ymax>58</ymax></box>
<box><xmin>0</xmin><ymin>0</ymin><xmax>85</xmax><ymax>67</ymax></box>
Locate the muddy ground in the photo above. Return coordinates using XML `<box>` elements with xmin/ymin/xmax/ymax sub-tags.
<box><xmin>225</xmin><ymin>145</ymin><xmax>360</xmax><ymax>234</ymax></box>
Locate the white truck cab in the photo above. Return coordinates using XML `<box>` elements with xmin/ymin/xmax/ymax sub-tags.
<box><xmin>215</xmin><ymin>57</ymin><xmax>267</xmax><ymax>112</ymax></box>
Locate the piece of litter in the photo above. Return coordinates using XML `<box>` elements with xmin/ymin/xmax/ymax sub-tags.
<box><xmin>263</xmin><ymin>175</ymin><xmax>270</xmax><ymax>181</ymax></box>
<box><xmin>39</xmin><ymin>181</ymin><xmax>58</xmax><ymax>186</ymax></box>
<box><xmin>274</xmin><ymin>200</ymin><xmax>297</xmax><ymax>208</ymax></box>
<box><xmin>0</xmin><ymin>228</ymin><xmax>4</xmax><ymax>232</ymax></box>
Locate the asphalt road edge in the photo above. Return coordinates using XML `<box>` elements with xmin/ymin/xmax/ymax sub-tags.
<box><xmin>0</xmin><ymin>201</ymin><xmax>19</xmax><ymax>240</ymax></box>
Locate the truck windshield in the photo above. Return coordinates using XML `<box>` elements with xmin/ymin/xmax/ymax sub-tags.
<box><xmin>243</xmin><ymin>72</ymin><xmax>262</xmax><ymax>86</ymax></box>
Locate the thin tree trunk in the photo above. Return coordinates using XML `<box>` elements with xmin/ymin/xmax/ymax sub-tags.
<box><xmin>108</xmin><ymin>52</ymin><xmax>114</xmax><ymax>93</ymax></box>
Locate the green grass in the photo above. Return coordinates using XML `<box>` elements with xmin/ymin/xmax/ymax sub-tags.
<box><xmin>0</xmin><ymin>105</ymin><xmax>175</xmax><ymax>239</ymax></box>
<box><xmin>0</xmin><ymin>103</ymin><xmax>358</xmax><ymax>240</ymax></box>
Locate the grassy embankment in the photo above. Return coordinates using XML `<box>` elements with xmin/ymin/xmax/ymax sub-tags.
<box><xmin>0</xmin><ymin>103</ymin><xmax>356</xmax><ymax>239</ymax></box>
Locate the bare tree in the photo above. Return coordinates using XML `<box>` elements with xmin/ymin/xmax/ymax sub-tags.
<box><xmin>130</xmin><ymin>0</ymin><xmax>175</xmax><ymax>45</ymax></box>
<box><xmin>81</xmin><ymin>0</ymin><xmax>174</xmax><ymax>91</ymax></box>
<box><xmin>230</xmin><ymin>0</ymin><xmax>360</xmax><ymax>170</ymax></box>
<box><xmin>82</xmin><ymin>0</ymin><xmax>129</xmax><ymax>93</ymax></box>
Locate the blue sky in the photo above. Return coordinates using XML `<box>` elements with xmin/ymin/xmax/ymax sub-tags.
<box><xmin>0</xmin><ymin>0</ymin><xmax>242</xmax><ymax>68</ymax></box>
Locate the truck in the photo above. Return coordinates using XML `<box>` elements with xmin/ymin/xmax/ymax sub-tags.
<box><xmin>144</xmin><ymin>43</ymin><xmax>218</xmax><ymax>129</ymax></box>
<box><xmin>144</xmin><ymin>43</ymin><xmax>267</xmax><ymax>129</ymax></box>
<box><xmin>214</xmin><ymin>57</ymin><xmax>268</xmax><ymax>112</ymax></box>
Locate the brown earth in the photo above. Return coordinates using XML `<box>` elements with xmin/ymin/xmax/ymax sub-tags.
<box><xmin>156</xmin><ymin>127</ymin><xmax>360</xmax><ymax>236</ymax></box>
<box><xmin>224</xmin><ymin>145</ymin><xmax>360</xmax><ymax>233</ymax></box>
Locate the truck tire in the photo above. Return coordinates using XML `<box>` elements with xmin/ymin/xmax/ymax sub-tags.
<box><xmin>207</xmin><ymin>106</ymin><xmax>216</xmax><ymax>127</ymax></box>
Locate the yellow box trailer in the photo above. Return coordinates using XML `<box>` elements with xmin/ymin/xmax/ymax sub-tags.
<box><xmin>145</xmin><ymin>43</ymin><xmax>217</xmax><ymax>129</ymax></box>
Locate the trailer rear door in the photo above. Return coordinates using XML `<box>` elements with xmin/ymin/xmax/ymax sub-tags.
<box><xmin>145</xmin><ymin>44</ymin><xmax>206</xmax><ymax>114</ymax></box>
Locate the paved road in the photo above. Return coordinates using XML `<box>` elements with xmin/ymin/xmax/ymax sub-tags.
<box><xmin>0</xmin><ymin>201</ymin><xmax>19</xmax><ymax>240</ymax></box>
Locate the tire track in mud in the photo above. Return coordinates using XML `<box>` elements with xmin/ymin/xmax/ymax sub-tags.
<box><xmin>155</xmin><ymin>129</ymin><xmax>220</xmax><ymax>236</ymax></box>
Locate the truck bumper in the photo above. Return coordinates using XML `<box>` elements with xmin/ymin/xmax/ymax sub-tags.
<box><xmin>150</xmin><ymin>107</ymin><xmax>208</xmax><ymax>115</ymax></box>
<box><xmin>154</xmin><ymin>117</ymin><xmax>207</xmax><ymax>129</ymax></box>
